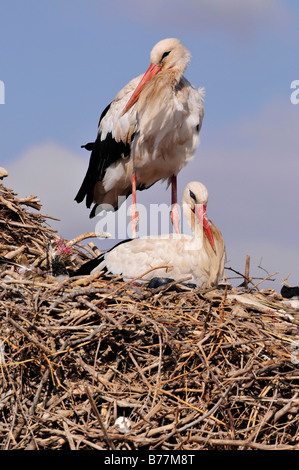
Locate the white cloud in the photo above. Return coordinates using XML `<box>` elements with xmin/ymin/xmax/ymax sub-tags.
<box><xmin>6</xmin><ymin>142</ymin><xmax>98</xmax><ymax>240</ymax></box>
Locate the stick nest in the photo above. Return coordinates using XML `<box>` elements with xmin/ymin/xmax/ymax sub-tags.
<box><xmin>1</xmin><ymin>182</ymin><xmax>299</xmax><ymax>450</ymax></box>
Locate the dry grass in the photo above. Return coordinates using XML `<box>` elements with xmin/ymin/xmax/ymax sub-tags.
<box><xmin>1</xmin><ymin>182</ymin><xmax>299</xmax><ymax>450</ymax></box>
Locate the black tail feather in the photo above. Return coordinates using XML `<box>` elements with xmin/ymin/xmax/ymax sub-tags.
<box><xmin>81</xmin><ymin>142</ymin><xmax>95</xmax><ymax>151</ymax></box>
<box><xmin>281</xmin><ymin>285</ymin><xmax>299</xmax><ymax>298</ymax></box>
<box><xmin>70</xmin><ymin>253</ymin><xmax>106</xmax><ymax>277</ymax></box>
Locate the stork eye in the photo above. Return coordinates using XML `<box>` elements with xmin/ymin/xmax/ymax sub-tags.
<box><xmin>189</xmin><ymin>189</ymin><xmax>197</xmax><ymax>202</ymax></box>
<box><xmin>161</xmin><ymin>50</ymin><xmax>171</xmax><ymax>61</ymax></box>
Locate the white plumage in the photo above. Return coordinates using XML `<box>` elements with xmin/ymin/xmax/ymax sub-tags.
<box><xmin>77</xmin><ymin>182</ymin><xmax>226</xmax><ymax>288</ymax></box>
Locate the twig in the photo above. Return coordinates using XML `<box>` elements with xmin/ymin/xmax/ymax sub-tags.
<box><xmin>67</xmin><ymin>232</ymin><xmax>111</xmax><ymax>247</ymax></box>
<box><xmin>85</xmin><ymin>385</ymin><xmax>115</xmax><ymax>450</ymax></box>
<box><xmin>6</xmin><ymin>317</ymin><xmax>53</xmax><ymax>356</ymax></box>
<box><xmin>244</xmin><ymin>254</ymin><xmax>250</xmax><ymax>289</ymax></box>
<box><xmin>274</xmin><ymin>392</ymin><xmax>299</xmax><ymax>423</ymax></box>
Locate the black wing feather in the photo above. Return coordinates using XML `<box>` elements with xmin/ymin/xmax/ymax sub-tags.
<box><xmin>71</xmin><ymin>239</ymin><xmax>133</xmax><ymax>277</ymax></box>
<box><xmin>75</xmin><ymin>103</ymin><xmax>132</xmax><ymax>208</ymax></box>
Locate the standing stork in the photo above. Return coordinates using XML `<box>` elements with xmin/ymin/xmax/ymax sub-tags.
<box><xmin>75</xmin><ymin>38</ymin><xmax>205</xmax><ymax>237</ymax></box>
<box><xmin>74</xmin><ymin>182</ymin><xmax>226</xmax><ymax>289</ymax></box>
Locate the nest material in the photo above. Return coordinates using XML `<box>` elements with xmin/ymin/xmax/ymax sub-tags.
<box><xmin>1</xmin><ymin>182</ymin><xmax>299</xmax><ymax>450</ymax></box>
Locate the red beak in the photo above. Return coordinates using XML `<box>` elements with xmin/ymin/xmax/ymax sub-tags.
<box><xmin>121</xmin><ymin>63</ymin><xmax>162</xmax><ymax>115</ymax></box>
<box><xmin>194</xmin><ymin>204</ymin><xmax>216</xmax><ymax>253</ymax></box>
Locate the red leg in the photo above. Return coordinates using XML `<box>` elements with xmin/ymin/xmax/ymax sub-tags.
<box><xmin>130</xmin><ymin>172</ymin><xmax>139</xmax><ymax>238</ymax></box>
<box><xmin>170</xmin><ymin>175</ymin><xmax>180</xmax><ymax>234</ymax></box>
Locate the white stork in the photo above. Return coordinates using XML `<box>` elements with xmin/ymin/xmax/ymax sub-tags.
<box><xmin>75</xmin><ymin>38</ymin><xmax>205</xmax><ymax>237</ymax></box>
<box><xmin>74</xmin><ymin>182</ymin><xmax>226</xmax><ymax>289</ymax></box>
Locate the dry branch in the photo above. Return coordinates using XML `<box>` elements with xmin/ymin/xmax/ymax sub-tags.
<box><xmin>1</xmin><ymin>181</ymin><xmax>299</xmax><ymax>450</ymax></box>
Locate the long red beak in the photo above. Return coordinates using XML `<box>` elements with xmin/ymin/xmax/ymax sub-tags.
<box><xmin>121</xmin><ymin>63</ymin><xmax>162</xmax><ymax>115</ymax></box>
<box><xmin>194</xmin><ymin>204</ymin><xmax>216</xmax><ymax>253</ymax></box>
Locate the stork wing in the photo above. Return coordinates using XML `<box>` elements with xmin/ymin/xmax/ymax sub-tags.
<box><xmin>75</xmin><ymin>75</ymin><xmax>141</xmax><ymax>210</ymax></box>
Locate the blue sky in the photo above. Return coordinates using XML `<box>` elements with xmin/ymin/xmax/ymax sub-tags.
<box><xmin>1</xmin><ymin>0</ymin><xmax>299</xmax><ymax>291</ymax></box>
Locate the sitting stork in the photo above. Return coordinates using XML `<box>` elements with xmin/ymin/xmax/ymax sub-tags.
<box><xmin>74</xmin><ymin>182</ymin><xmax>226</xmax><ymax>289</ymax></box>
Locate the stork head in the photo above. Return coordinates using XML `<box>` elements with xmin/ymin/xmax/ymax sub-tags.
<box><xmin>122</xmin><ymin>38</ymin><xmax>191</xmax><ymax>115</ymax></box>
<box><xmin>183</xmin><ymin>181</ymin><xmax>209</xmax><ymax>208</ymax></box>
<box><xmin>150</xmin><ymin>38</ymin><xmax>191</xmax><ymax>74</ymax></box>
<box><xmin>182</xmin><ymin>182</ymin><xmax>216</xmax><ymax>253</ymax></box>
